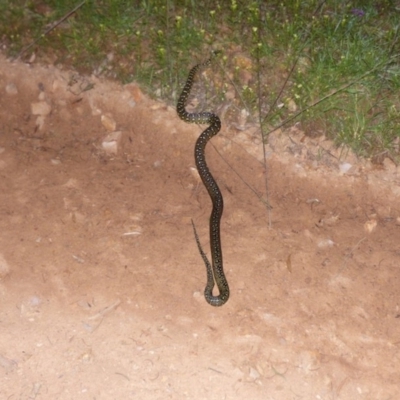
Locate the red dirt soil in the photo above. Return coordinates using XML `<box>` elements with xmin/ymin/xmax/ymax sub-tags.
<box><xmin>0</xmin><ymin>54</ymin><xmax>399</xmax><ymax>399</ymax></box>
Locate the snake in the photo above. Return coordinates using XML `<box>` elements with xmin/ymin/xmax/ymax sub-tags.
<box><xmin>177</xmin><ymin>53</ymin><xmax>230</xmax><ymax>307</ymax></box>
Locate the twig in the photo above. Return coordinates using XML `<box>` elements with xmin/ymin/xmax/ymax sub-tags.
<box><xmin>255</xmin><ymin>0</ymin><xmax>328</xmax><ymax>229</ymax></box>
<box><xmin>15</xmin><ymin>0</ymin><xmax>86</xmax><ymax>60</ymax></box>
<box><xmin>255</xmin><ymin>4</ymin><xmax>272</xmax><ymax>228</ymax></box>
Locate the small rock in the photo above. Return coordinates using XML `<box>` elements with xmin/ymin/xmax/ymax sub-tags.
<box><xmin>150</xmin><ymin>102</ymin><xmax>165</xmax><ymax>111</ymax></box>
<box><xmin>52</xmin><ymin>79</ymin><xmax>64</xmax><ymax>91</ymax></box>
<box><xmin>125</xmin><ymin>83</ymin><xmax>144</xmax><ymax>103</ymax></box>
<box><xmin>102</xmin><ymin>131</ymin><xmax>122</xmax><ymax>155</ymax></box>
<box><xmin>101</xmin><ymin>113</ymin><xmax>117</xmax><ymax>131</ymax></box>
<box><xmin>339</xmin><ymin>162</ymin><xmax>352</xmax><ymax>175</ymax></box>
<box><xmin>364</xmin><ymin>219</ymin><xmax>377</xmax><ymax>233</ymax></box>
<box><xmin>287</xmin><ymin>98</ymin><xmax>297</xmax><ymax>112</ymax></box>
<box><xmin>31</xmin><ymin>101</ymin><xmax>51</xmax><ymax>116</ymax></box>
<box><xmin>317</xmin><ymin>239</ymin><xmax>335</xmax><ymax>248</ymax></box>
<box><xmin>190</xmin><ymin>166</ymin><xmax>201</xmax><ymax>183</ymax></box>
<box><xmin>193</xmin><ymin>291</ymin><xmax>202</xmax><ymax>302</ymax></box>
<box><xmin>5</xmin><ymin>83</ymin><xmax>18</xmax><ymax>95</ymax></box>
<box><xmin>248</xmin><ymin>367</ymin><xmax>261</xmax><ymax>380</ymax></box>
<box><xmin>35</xmin><ymin>115</ymin><xmax>46</xmax><ymax>130</ymax></box>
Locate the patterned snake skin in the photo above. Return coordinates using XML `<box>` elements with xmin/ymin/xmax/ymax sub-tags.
<box><xmin>177</xmin><ymin>53</ymin><xmax>229</xmax><ymax>306</ymax></box>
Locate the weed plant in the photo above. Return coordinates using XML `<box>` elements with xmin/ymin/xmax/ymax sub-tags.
<box><xmin>0</xmin><ymin>0</ymin><xmax>399</xmax><ymax>161</ymax></box>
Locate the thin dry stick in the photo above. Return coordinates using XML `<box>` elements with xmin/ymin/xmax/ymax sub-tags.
<box><xmin>211</xmin><ymin>143</ymin><xmax>272</xmax><ymax>209</ymax></box>
<box><xmin>257</xmin><ymin>78</ymin><xmax>273</xmax><ymax>225</ymax></box>
<box><xmin>255</xmin><ymin>0</ymin><xmax>328</xmax><ymax>230</ymax></box>
<box><xmin>16</xmin><ymin>0</ymin><xmax>87</xmax><ymax>59</ymax></box>
<box><xmin>209</xmin><ymin>55</ymin><xmax>271</xmax><ymax>209</ymax></box>
<box><xmin>255</xmin><ymin>6</ymin><xmax>272</xmax><ymax>228</ymax></box>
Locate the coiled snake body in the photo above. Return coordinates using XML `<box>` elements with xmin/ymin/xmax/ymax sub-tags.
<box><xmin>177</xmin><ymin>55</ymin><xmax>229</xmax><ymax>307</ymax></box>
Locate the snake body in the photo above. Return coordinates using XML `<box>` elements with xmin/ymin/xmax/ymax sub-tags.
<box><xmin>177</xmin><ymin>55</ymin><xmax>229</xmax><ymax>307</ymax></box>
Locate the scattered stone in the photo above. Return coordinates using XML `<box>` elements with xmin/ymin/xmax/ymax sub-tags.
<box><xmin>63</xmin><ymin>178</ymin><xmax>79</xmax><ymax>189</ymax></box>
<box><xmin>122</xmin><ymin>225</ymin><xmax>142</xmax><ymax>236</ymax></box>
<box><xmin>150</xmin><ymin>102</ymin><xmax>165</xmax><ymax>111</ymax></box>
<box><xmin>317</xmin><ymin>238</ymin><xmax>335</xmax><ymax>248</ymax></box>
<box><xmin>5</xmin><ymin>83</ymin><xmax>18</xmax><ymax>95</ymax></box>
<box><xmin>193</xmin><ymin>291</ymin><xmax>202</xmax><ymax>302</ymax></box>
<box><xmin>52</xmin><ymin>78</ymin><xmax>64</xmax><ymax>91</ymax></box>
<box><xmin>318</xmin><ymin>213</ymin><xmax>340</xmax><ymax>227</ymax></box>
<box><xmin>101</xmin><ymin>131</ymin><xmax>122</xmax><ymax>155</ymax></box>
<box><xmin>339</xmin><ymin>162</ymin><xmax>352</xmax><ymax>175</ymax></box>
<box><xmin>35</xmin><ymin>115</ymin><xmax>46</xmax><ymax>131</ymax></box>
<box><xmin>31</xmin><ymin>101</ymin><xmax>51</xmax><ymax>116</ymax></box>
<box><xmin>364</xmin><ymin>218</ymin><xmax>377</xmax><ymax>233</ymax></box>
<box><xmin>287</xmin><ymin>98</ymin><xmax>297</xmax><ymax>112</ymax></box>
<box><xmin>125</xmin><ymin>83</ymin><xmax>144</xmax><ymax>102</ymax></box>
<box><xmin>248</xmin><ymin>366</ymin><xmax>261</xmax><ymax>381</ymax></box>
<box><xmin>101</xmin><ymin>113</ymin><xmax>117</xmax><ymax>132</ymax></box>
<box><xmin>38</xmin><ymin>91</ymin><xmax>46</xmax><ymax>100</ymax></box>
<box><xmin>190</xmin><ymin>166</ymin><xmax>201</xmax><ymax>183</ymax></box>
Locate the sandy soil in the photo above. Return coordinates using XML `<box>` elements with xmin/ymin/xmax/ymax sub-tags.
<box><xmin>0</xmin><ymin>54</ymin><xmax>399</xmax><ymax>399</ymax></box>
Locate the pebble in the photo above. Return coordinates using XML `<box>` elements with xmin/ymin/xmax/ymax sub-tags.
<box><xmin>35</xmin><ymin>115</ymin><xmax>46</xmax><ymax>130</ymax></box>
<box><xmin>339</xmin><ymin>162</ymin><xmax>352</xmax><ymax>175</ymax></box>
<box><xmin>364</xmin><ymin>219</ymin><xmax>377</xmax><ymax>233</ymax></box>
<box><xmin>317</xmin><ymin>239</ymin><xmax>335</xmax><ymax>248</ymax></box>
<box><xmin>102</xmin><ymin>131</ymin><xmax>122</xmax><ymax>155</ymax></box>
<box><xmin>31</xmin><ymin>101</ymin><xmax>51</xmax><ymax>116</ymax></box>
<box><xmin>124</xmin><ymin>83</ymin><xmax>144</xmax><ymax>102</ymax></box>
<box><xmin>5</xmin><ymin>83</ymin><xmax>18</xmax><ymax>95</ymax></box>
<box><xmin>101</xmin><ymin>113</ymin><xmax>117</xmax><ymax>131</ymax></box>
<box><xmin>248</xmin><ymin>367</ymin><xmax>261</xmax><ymax>380</ymax></box>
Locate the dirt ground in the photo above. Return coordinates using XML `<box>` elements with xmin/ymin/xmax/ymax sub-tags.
<box><xmin>0</xmin><ymin>53</ymin><xmax>399</xmax><ymax>400</ymax></box>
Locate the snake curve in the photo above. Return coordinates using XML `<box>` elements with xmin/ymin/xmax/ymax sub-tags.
<box><xmin>177</xmin><ymin>54</ymin><xmax>230</xmax><ymax>307</ymax></box>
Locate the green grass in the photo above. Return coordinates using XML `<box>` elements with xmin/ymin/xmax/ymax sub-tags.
<box><xmin>0</xmin><ymin>0</ymin><xmax>399</xmax><ymax>162</ymax></box>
